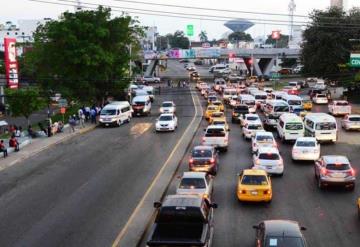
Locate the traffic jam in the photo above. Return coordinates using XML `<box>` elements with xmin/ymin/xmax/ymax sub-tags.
<box><xmin>145</xmin><ymin>69</ymin><xmax>360</xmax><ymax>246</ymax></box>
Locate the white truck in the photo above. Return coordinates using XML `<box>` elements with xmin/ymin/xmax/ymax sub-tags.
<box><xmin>328</xmin><ymin>100</ymin><xmax>351</xmax><ymax>116</ymax></box>
<box><xmin>202</xmin><ymin>125</ymin><xmax>229</xmax><ymax>152</ymax></box>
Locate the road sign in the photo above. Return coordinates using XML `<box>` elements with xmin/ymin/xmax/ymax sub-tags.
<box><xmin>58</xmin><ymin>99</ymin><xmax>68</xmax><ymax>107</ymax></box>
<box><xmin>271</xmin><ymin>73</ymin><xmax>281</xmax><ymax>79</ymax></box>
<box><xmin>350</xmin><ymin>53</ymin><xmax>360</xmax><ymax>68</ymax></box>
<box><xmin>186</xmin><ymin>24</ymin><xmax>194</xmax><ymax>36</ymax></box>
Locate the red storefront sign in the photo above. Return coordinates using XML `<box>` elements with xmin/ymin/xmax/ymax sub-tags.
<box><xmin>4</xmin><ymin>38</ymin><xmax>19</xmax><ymax>89</ymax></box>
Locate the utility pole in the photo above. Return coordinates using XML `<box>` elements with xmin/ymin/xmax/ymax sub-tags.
<box><xmin>288</xmin><ymin>0</ymin><xmax>296</xmax><ymax>42</ymax></box>
<box><xmin>128</xmin><ymin>44</ymin><xmax>132</xmax><ymax>79</ymax></box>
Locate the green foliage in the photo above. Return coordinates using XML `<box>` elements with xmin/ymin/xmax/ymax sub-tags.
<box><xmin>301</xmin><ymin>7</ymin><xmax>360</xmax><ymax>79</ymax></box>
<box><xmin>198</xmin><ymin>31</ymin><xmax>208</xmax><ymax>42</ymax></box>
<box><xmin>166</xmin><ymin>31</ymin><xmax>190</xmax><ymax>49</ymax></box>
<box><xmin>265</xmin><ymin>34</ymin><xmax>289</xmax><ymax>48</ymax></box>
<box><xmin>355</xmin><ymin>71</ymin><xmax>360</xmax><ymax>82</ymax></box>
<box><xmin>280</xmin><ymin>58</ymin><xmax>297</xmax><ymax>67</ymax></box>
<box><xmin>228</xmin><ymin>32</ymin><xmax>253</xmax><ymax>44</ymax></box>
<box><xmin>25</xmin><ymin>7</ymin><xmax>144</xmax><ymax>102</ymax></box>
<box><xmin>5</xmin><ymin>87</ymin><xmax>46</xmax><ymax>124</ymax></box>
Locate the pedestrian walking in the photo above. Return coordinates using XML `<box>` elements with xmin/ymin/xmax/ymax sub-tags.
<box><xmin>69</xmin><ymin>116</ymin><xmax>76</xmax><ymax>133</ymax></box>
<box><xmin>0</xmin><ymin>140</ymin><xmax>8</xmax><ymax>158</ymax></box>
<box><xmin>167</xmin><ymin>79</ymin><xmax>171</xmax><ymax>87</ymax></box>
<box><xmin>78</xmin><ymin>108</ymin><xmax>85</xmax><ymax>128</ymax></box>
<box><xmin>84</xmin><ymin>106</ymin><xmax>90</xmax><ymax>122</ymax></box>
<box><xmin>90</xmin><ymin>108</ymin><xmax>97</xmax><ymax>124</ymax></box>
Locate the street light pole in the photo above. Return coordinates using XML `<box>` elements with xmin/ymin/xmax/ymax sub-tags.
<box><xmin>128</xmin><ymin>44</ymin><xmax>132</xmax><ymax>79</ymax></box>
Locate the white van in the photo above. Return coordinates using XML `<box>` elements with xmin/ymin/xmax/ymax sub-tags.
<box><xmin>288</xmin><ymin>81</ymin><xmax>301</xmax><ymax>90</ymax></box>
<box><xmin>277</xmin><ymin>113</ymin><xmax>304</xmax><ymax>141</ymax></box>
<box><xmin>252</xmin><ymin>91</ymin><xmax>268</xmax><ymax>107</ymax></box>
<box><xmin>282</xmin><ymin>94</ymin><xmax>303</xmax><ymax>112</ymax></box>
<box><xmin>132</xmin><ymin>95</ymin><xmax>152</xmax><ymax>116</ymax></box>
<box><xmin>209</xmin><ymin>64</ymin><xmax>227</xmax><ymax>73</ymax></box>
<box><xmin>238</xmin><ymin>94</ymin><xmax>256</xmax><ymax>113</ymax></box>
<box><xmin>270</xmin><ymin>91</ymin><xmax>287</xmax><ymax>100</ymax></box>
<box><xmin>263</xmin><ymin>100</ymin><xmax>290</xmax><ymax>118</ymax></box>
<box><xmin>304</xmin><ymin>113</ymin><xmax>337</xmax><ymax>142</ymax></box>
<box><xmin>99</xmin><ymin>101</ymin><xmax>132</xmax><ymax>127</ymax></box>
<box><xmin>223</xmin><ymin>88</ymin><xmax>237</xmax><ymax>103</ymax></box>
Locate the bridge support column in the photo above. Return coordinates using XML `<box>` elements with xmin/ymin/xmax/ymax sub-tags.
<box><xmin>253</xmin><ymin>59</ymin><xmax>263</xmax><ymax>76</ymax></box>
<box><xmin>262</xmin><ymin>58</ymin><xmax>275</xmax><ymax>76</ymax></box>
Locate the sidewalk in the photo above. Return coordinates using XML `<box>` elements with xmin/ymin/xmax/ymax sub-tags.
<box><xmin>0</xmin><ymin>124</ymin><xmax>96</xmax><ymax>172</ymax></box>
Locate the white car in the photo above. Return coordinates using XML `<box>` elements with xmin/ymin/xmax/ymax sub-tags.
<box><xmin>312</xmin><ymin>94</ymin><xmax>328</xmax><ymax>104</ymax></box>
<box><xmin>142</xmin><ymin>75</ymin><xmax>160</xmax><ymax>83</ymax></box>
<box><xmin>160</xmin><ymin>101</ymin><xmax>176</xmax><ymax>113</ymax></box>
<box><xmin>341</xmin><ymin>114</ymin><xmax>360</xmax><ymax>130</ymax></box>
<box><xmin>242</xmin><ymin>121</ymin><xmax>264</xmax><ymax>140</ymax></box>
<box><xmin>292</xmin><ymin>137</ymin><xmax>320</xmax><ymax>161</ymax></box>
<box><xmin>253</xmin><ymin>147</ymin><xmax>284</xmax><ymax>175</ymax></box>
<box><xmin>229</xmin><ymin>95</ymin><xmax>239</xmax><ymax>107</ymax></box>
<box><xmin>155</xmin><ymin>113</ymin><xmax>178</xmax><ymax>132</ymax></box>
<box><xmin>328</xmin><ymin>100</ymin><xmax>351</xmax><ymax>116</ymax></box>
<box><xmin>251</xmin><ymin>131</ymin><xmax>277</xmax><ymax>153</ymax></box>
<box><xmin>176</xmin><ymin>172</ymin><xmax>214</xmax><ymax>199</ymax></box>
<box><xmin>240</xmin><ymin>113</ymin><xmax>261</xmax><ymax>127</ymax></box>
<box><xmin>202</xmin><ymin>125</ymin><xmax>229</xmax><ymax>151</ymax></box>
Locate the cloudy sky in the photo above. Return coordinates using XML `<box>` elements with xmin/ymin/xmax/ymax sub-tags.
<box><xmin>1</xmin><ymin>0</ymin><xmax>359</xmax><ymax>39</ymax></box>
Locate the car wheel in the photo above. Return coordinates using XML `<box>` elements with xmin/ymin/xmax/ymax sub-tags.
<box><xmin>348</xmin><ymin>184</ymin><xmax>355</xmax><ymax>191</ymax></box>
<box><xmin>222</xmin><ymin>147</ymin><xmax>228</xmax><ymax>152</ymax></box>
<box><xmin>117</xmin><ymin>120</ymin><xmax>121</xmax><ymax>127</ymax></box>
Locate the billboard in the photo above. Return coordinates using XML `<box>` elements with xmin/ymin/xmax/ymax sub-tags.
<box><xmin>195</xmin><ymin>48</ymin><xmax>220</xmax><ymax>58</ymax></box>
<box><xmin>4</xmin><ymin>38</ymin><xmax>19</xmax><ymax>89</ymax></box>
<box><xmin>167</xmin><ymin>49</ymin><xmax>195</xmax><ymax>59</ymax></box>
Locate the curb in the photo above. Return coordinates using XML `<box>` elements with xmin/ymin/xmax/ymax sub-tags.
<box><xmin>113</xmin><ymin>89</ymin><xmax>203</xmax><ymax>247</ymax></box>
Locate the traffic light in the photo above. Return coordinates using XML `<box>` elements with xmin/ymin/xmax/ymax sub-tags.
<box><xmin>248</xmin><ymin>58</ymin><xmax>253</xmax><ymax>65</ymax></box>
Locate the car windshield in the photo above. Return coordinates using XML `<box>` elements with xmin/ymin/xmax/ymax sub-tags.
<box><xmin>213</xmin><ymin>121</ymin><xmax>225</xmax><ymax>125</ymax></box>
<box><xmin>211</xmin><ymin>113</ymin><xmax>224</xmax><ymax>118</ymax></box>
<box><xmin>336</xmin><ymin>101</ymin><xmax>348</xmax><ymax>106</ymax></box>
<box><xmin>133</xmin><ymin>101</ymin><xmax>145</xmax><ymax>106</ymax></box>
<box><xmin>213</xmin><ymin>102</ymin><xmax>221</xmax><ymax>106</ymax></box>
<box><xmin>326</xmin><ymin>163</ymin><xmax>351</xmax><ymax>171</ymax></box>
<box><xmin>205</xmin><ymin>128</ymin><xmax>226</xmax><ymax>137</ymax></box>
<box><xmin>265</xmin><ymin>237</ymin><xmax>305</xmax><ymax>247</ymax></box>
<box><xmin>179</xmin><ymin>178</ymin><xmax>206</xmax><ymax>189</ymax></box>
<box><xmin>209</xmin><ymin>97</ymin><xmax>217</xmax><ymax>101</ymax></box>
<box><xmin>288</xmin><ymin>100</ymin><xmax>302</xmax><ymax>106</ymax></box>
<box><xmin>256</xmin><ymin>136</ymin><xmax>273</xmax><ymax>142</ymax></box>
<box><xmin>349</xmin><ymin>117</ymin><xmax>360</xmax><ymax>121</ymax></box>
<box><xmin>255</xmin><ymin>95</ymin><xmax>267</xmax><ymax>100</ymax></box>
<box><xmin>100</xmin><ymin>109</ymin><xmax>116</xmax><ymax>115</ymax></box>
<box><xmin>241</xmin><ymin>175</ymin><xmax>268</xmax><ymax>185</ymax></box>
<box><xmin>244</xmin><ymin>100</ymin><xmax>256</xmax><ymax>106</ymax></box>
<box><xmin>296</xmin><ymin>141</ymin><xmax>316</xmax><ymax>147</ymax></box>
<box><xmin>208</xmin><ymin>107</ymin><xmax>217</xmax><ymax>111</ymax></box>
<box><xmin>248</xmin><ymin>124</ymin><xmax>263</xmax><ymax>130</ymax></box>
<box><xmin>159</xmin><ymin>116</ymin><xmax>173</xmax><ymax>121</ymax></box>
<box><xmin>316</xmin><ymin>94</ymin><xmax>326</xmax><ymax>98</ymax></box>
<box><xmin>247</xmin><ymin>116</ymin><xmax>259</xmax><ymax>121</ymax></box>
<box><xmin>234</xmin><ymin>106</ymin><xmax>249</xmax><ymax>112</ymax></box>
<box><xmin>285</xmin><ymin>123</ymin><xmax>303</xmax><ymax>130</ymax></box>
<box><xmin>192</xmin><ymin>149</ymin><xmax>212</xmax><ymax>158</ymax></box>
<box><xmin>259</xmin><ymin>153</ymin><xmax>280</xmax><ymax>160</ymax></box>
<box><xmin>162</xmin><ymin>103</ymin><xmax>173</xmax><ymax>107</ymax></box>
<box><xmin>274</xmin><ymin>106</ymin><xmax>289</xmax><ymax>112</ymax></box>
<box><xmin>315</xmin><ymin>122</ymin><xmax>336</xmax><ymax>130</ymax></box>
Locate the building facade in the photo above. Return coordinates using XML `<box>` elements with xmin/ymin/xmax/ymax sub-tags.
<box><xmin>330</xmin><ymin>0</ymin><xmax>343</xmax><ymax>8</ymax></box>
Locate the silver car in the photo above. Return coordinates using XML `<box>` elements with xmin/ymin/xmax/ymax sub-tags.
<box><xmin>176</xmin><ymin>172</ymin><xmax>214</xmax><ymax>199</ymax></box>
<box><xmin>341</xmin><ymin>114</ymin><xmax>360</xmax><ymax>131</ymax></box>
<box><xmin>314</xmin><ymin>155</ymin><xmax>356</xmax><ymax>190</ymax></box>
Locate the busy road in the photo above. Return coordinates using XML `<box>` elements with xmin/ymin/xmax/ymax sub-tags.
<box><xmin>0</xmin><ymin>86</ymin><xmax>195</xmax><ymax>247</ymax></box>
<box><xmin>140</xmin><ymin>62</ymin><xmax>360</xmax><ymax>247</ymax></box>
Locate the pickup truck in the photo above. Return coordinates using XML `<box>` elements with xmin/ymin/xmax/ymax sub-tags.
<box><xmin>147</xmin><ymin>194</ymin><xmax>217</xmax><ymax>247</ymax></box>
<box><xmin>328</xmin><ymin>100</ymin><xmax>351</xmax><ymax>116</ymax></box>
<box><xmin>202</xmin><ymin>125</ymin><xmax>229</xmax><ymax>151</ymax></box>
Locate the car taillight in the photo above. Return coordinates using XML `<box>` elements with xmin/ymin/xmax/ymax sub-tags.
<box><xmin>321</xmin><ymin>167</ymin><xmax>327</xmax><ymax>175</ymax></box>
<box><xmin>241</xmin><ymin>190</ymin><xmax>247</xmax><ymax>194</ymax></box>
<box><xmin>349</xmin><ymin>168</ymin><xmax>355</xmax><ymax>177</ymax></box>
<box><xmin>210</xmin><ymin>158</ymin><xmax>215</xmax><ymax>163</ymax></box>
<box><xmin>224</xmin><ymin>137</ymin><xmax>228</xmax><ymax>142</ymax></box>
<box><xmin>263</xmin><ymin>190</ymin><xmax>269</xmax><ymax>195</ymax></box>
<box><xmin>202</xmin><ymin>137</ymin><xmax>206</xmax><ymax>142</ymax></box>
<box><xmin>189</xmin><ymin>158</ymin><xmax>194</xmax><ymax>164</ymax></box>
<box><xmin>255</xmin><ymin>159</ymin><xmax>260</xmax><ymax>165</ymax></box>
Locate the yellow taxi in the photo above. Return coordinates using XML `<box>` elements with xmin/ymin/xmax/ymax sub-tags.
<box><xmin>210</xmin><ymin>117</ymin><xmax>229</xmax><ymax>131</ymax></box>
<box><xmin>212</xmin><ymin>100</ymin><xmax>225</xmax><ymax>112</ymax></box>
<box><xmin>237</xmin><ymin>169</ymin><xmax>272</xmax><ymax>203</ymax></box>
<box><xmin>205</xmin><ymin>105</ymin><xmax>220</xmax><ymax>120</ymax></box>
<box><xmin>208</xmin><ymin>111</ymin><xmax>225</xmax><ymax>123</ymax></box>
<box><xmin>301</xmin><ymin>96</ymin><xmax>313</xmax><ymax>111</ymax></box>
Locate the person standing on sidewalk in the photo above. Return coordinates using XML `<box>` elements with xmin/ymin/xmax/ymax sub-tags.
<box><xmin>90</xmin><ymin>108</ymin><xmax>97</xmax><ymax>124</ymax></box>
<box><xmin>78</xmin><ymin>108</ymin><xmax>85</xmax><ymax>128</ymax></box>
<box><xmin>69</xmin><ymin>116</ymin><xmax>76</xmax><ymax>133</ymax></box>
<box><xmin>0</xmin><ymin>140</ymin><xmax>8</xmax><ymax>158</ymax></box>
<box><xmin>9</xmin><ymin>134</ymin><xmax>19</xmax><ymax>152</ymax></box>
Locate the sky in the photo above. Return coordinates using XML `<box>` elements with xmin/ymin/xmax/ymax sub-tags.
<box><xmin>1</xmin><ymin>0</ymin><xmax>360</xmax><ymax>40</ymax></box>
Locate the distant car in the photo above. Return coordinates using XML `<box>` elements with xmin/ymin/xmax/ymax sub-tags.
<box><xmin>292</xmin><ymin>137</ymin><xmax>320</xmax><ymax>161</ymax></box>
<box><xmin>189</xmin><ymin>146</ymin><xmax>219</xmax><ymax>175</ymax></box>
<box><xmin>278</xmin><ymin>68</ymin><xmax>293</xmax><ymax>75</ymax></box>
<box><xmin>315</xmin><ymin>155</ymin><xmax>356</xmax><ymax>190</ymax></box>
<box><xmin>218</xmin><ymin>68</ymin><xmax>232</xmax><ymax>74</ymax></box>
<box><xmin>205</xmin><ymin>105</ymin><xmax>220</xmax><ymax>120</ymax></box>
<box><xmin>176</xmin><ymin>172</ymin><xmax>214</xmax><ymax>199</ymax></box>
<box><xmin>282</xmin><ymin>86</ymin><xmax>299</xmax><ymax>95</ymax></box>
<box><xmin>211</xmin><ymin>100</ymin><xmax>225</xmax><ymax>112</ymax></box>
<box><xmin>240</xmin><ymin>113</ymin><xmax>261</xmax><ymax>127</ymax></box>
<box><xmin>208</xmin><ymin>111</ymin><xmax>225</xmax><ymax>123</ymax></box>
<box><xmin>194</xmin><ymin>60</ymin><xmax>203</xmax><ymax>65</ymax></box>
<box><xmin>258</xmin><ymin>75</ymin><xmax>270</xmax><ymax>81</ymax></box>
<box><xmin>232</xmin><ymin>104</ymin><xmax>250</xmax><ymax>123</ymax></box>
<box><xmin>190</xmin><ymin>71</ymin><xmax>200</xmax><ymax>79</ymax></box>
<box><xmin>155</xmin><ymin>113</ymin><xmax>178</xmax><ymax>132</ymax></box>
<box><xmin>159</xmin><ymin>101</ymin><xmax>176</xmax><ymax>113</ymax></box>
<box><xmin>179</xmin><ymin>59</ymin><xmax>189</xmax><ymax>63</ymax></box>
<box><xmin>242</xmin><ymin>121</ymin><xmax>264</xmax><ymax>140</ymax></box>
<box><xmin>341</xmin><ymin>114</ymin><xmax>360</xmax><ymax>131</ymax></box>
<box><xmin>237</xmin><ymin>169</ymin><xmax>272</xmax><ymax>203</ymax></box>
<box><xmin>328</xmin><ymin>100</ymin><xmax>351</xmax><ymax>116</ymax></box>
<box><xmin>301</xmin><ymin>95</ymin><xmax>313</xmax><ymax>111</ymax></box>
<box><xmin>312</xmin><ymin>94</ymin><xmax>328</xmax><ymax>104</ymax></box>
<box><xmin>252</xmin><ymin>131</ymin><xmax>277</xmax><ymax>153</ymax></box>
<box><xmin>187</xmin><ymin>66</ymin><xmax>196</xmax><ymax>71</ymax></box>
<box><xmin>306</xmin><ymin>77</ymin><xmax>318</xmax><ymax>83</ymax></box>
<box><xmin>253</xmin><ymin>220</ymin><xmax>308</xmax><ymax>247</ymax></box>
<box><xmin>253</xmin><ymin>147</ymin><xmax>284</xmax><ymax>176</ymax></box>
<box><xmin>142</xmin><ymin>75</ymin><xmax>160</xmax><ymax>83</ymax></box>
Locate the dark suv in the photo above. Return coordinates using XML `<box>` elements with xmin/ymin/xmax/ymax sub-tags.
<box><xmin>232</xmin><ymin>104</ymin><xmax>249</xmax><ymax>123</ymax></box>
<box><xmin>189</xmin><ymin>146</ymin><xmax>219</xmax><ymax>175</ymax></box>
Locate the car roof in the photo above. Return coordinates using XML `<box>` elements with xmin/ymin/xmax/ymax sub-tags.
<box><xmin>162</xmin><ymin>101</ymin><xmax>174</xmax><ymax>104</ymax></box>
<box><xmin>305</xmin><ymin>113</ymin><xmax>335</xmax><ymax>122</ymax></box>
<box><xmin>162</xmin><ymin>194</ymin><xmax>203</xmax><ymax>207</ymax></box>
<box><xmin>322</xmin><ymin>155</ymin><xmax>349</xmax><ymax>164</ymax></box>
<box><xmin>193</xmin><ymin>145</ymin><xmax>213</xmax><ymax>151</ymax></box>
<box><xmin>182</xmin><ymin>172</ymin><xmax>207</xmax><ymax>179</ymax></box>
<box><xmin>246</xmin><ymin>120</ymin><xmax>263</xmax><ymax>125</ymax></box>
<box><xmin>263</xmin><ymin>220</ymin><xmax>302</xmax><ymax>237</ymax></box>
<box><xmin>207</xmin><ymin>125</ymin><xmax>226</xmax><ymax>130</ymax></box>
<box><xmin>258</xmin><ymin>147</ymin><xmax>279</xmax><ymax>153</ymax></box>
<box><xmin>348</xmin><ymin>114</ymin><xmax>360</xmax><ymax>118</ymax></box>
<box><xmin>132</xmin><ymin>95</ymin><xmax>149</xmax><ymax>101</ymax></box>
<box><xmin>296</xmin><ymin>137</ymin><xmax>317</xmax><ymax>142</ymax></box>
<box><xmin>255</xmin><ymin>131</ymin><xmax>273</xmax><ymax>137</ymax></box>
<box><xmin>242</xmin><ymin>169</ymin><xmax>268</xmax><ymax>176</ymax></box>
<box><xmin>245</xmin><ymin>114</ymin><xmax>259</xmax><ymax>117</ymax></box>
<box><xmin>159</xmin><ymin>113</ymin><xmax>174</xmax><ymax>117</ymax></box>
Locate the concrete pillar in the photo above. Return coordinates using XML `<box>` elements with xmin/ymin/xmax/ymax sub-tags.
<box><xmin>253</xmin><ymin>59</ymin><xmax>263</xmax><ymax>76</ymax></box>
<box><xmin>262</xmin><ymin>58</ymin><xmax>276</xmax><ymax>76</ymax></box>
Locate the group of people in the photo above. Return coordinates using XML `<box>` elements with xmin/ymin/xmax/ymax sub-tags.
<box><xmin>68</xmin><ymin>105</ymin><xmax>101</xmax><ymax>133</ymax></box>
<box><xmin>0</xmin><ymin>125</ymin><xmax>22</xmax><ymax>158</ymax></box>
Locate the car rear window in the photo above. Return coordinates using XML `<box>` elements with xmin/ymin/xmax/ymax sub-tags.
<box><xmin>133</xmin><ymin>101</ymin><xmax>145</xmax><ymax>106</ymax></box>
<box><xmin>234</xmin><ymin>106</ymin><xmax>249</xmax><ymax>112</ymax></box>
<box><xmin>248</xmin><ymin>125</ymin><xmax>263</xmax><ymax>130</ymax></box>
<box><xmin>244</xmin><ymin>100</ymin><xmax>256</xmax><ymax>105</ymax></box>
<box><xmin>326</xmin><ymin>163</ymin><xmax>351</xmax><ymax>170</ymax></box>
<box><xmin>317</xmin><ymin>94</ymin><xmax>326</xmax><ymax>98</ymax></box>
<box><xmin>192</xmin><ymin>149</ymin><xmax>212</xmax><ymax>158</ymax></box>
<box><xmin>335</xmin><ymin>101</ymin><xmax>349</xmax><ymax>106</ymax></box>
<box><xmin>349</xmin><ymin>117</ymin><xmax>360</xmax><ymax>121</ymax></box>
<box><xmin>211</xmin><ymin>112</ymin><xmax>223</xmax><ymax>118</ymax></box>
<box><xmin>100</xmin><ymin>109</ymin><xmax>116</xmax><ymax>115</ymax></box>
<box><xmin>274</xmin><ymin>106</ymin><xmax>289</xmax><ymax>112</ymax></box>
<box><xmin>205</xmin><ymin>129</ymin><xmax>226</xmax><ymax>137</ymax></box>
<box><xmin>259</xmin><ymin>153</ymin><xmax>280</xmax><ymax>160</ymax></box>
<box><xmin>213</xmin><ymin>121</ymin><xmax>225</xmax><ymax>125</ymax></box>
<box><xmin>179</xmin><ymin>178</ymin><xmax>206</xmax><ymax>189</ymax></box>
<box><xmin>256</xmin><ymin>136</ymin><xmax>273</xmax><ymax>142</ymax></box>
<box><xmin>288</xmin><ymin>100</ymin><xmax>302</xmax><ymax>106</ymax></box>
<box><xmin>159</xmin><ymin>115</ymin><xmax>173</xmax><ymax>121</ymax></box>
<box><xmin>247</xmin><ymin>116</ymin><xmax>259</xmax><ymax>121</ymax></box>
<box><xmin>285</xmin><ymin>123</ymin><xmax>303</xmax><ymax>130</ymax></box>
<box><xmin>296</xmin><ymin>141</ymin><xmax>315</xmax><ymax>147</ymax></box>
<box><xmin>315</xmin><ymin>122</ymin><xmax>336</xmax><ymax>130</ymax></box>
<box><xmin>241</xmin><ymin>175</ymin><xmax>268</xmax><ymax>185</ymax></box>
<box><xmin>162</xmin><ymin>103</ymin><xmax>173</xmax><ymax>107</ymax></box>
<box><xmin>255</xmin><ymin>95</ymin><xmax>267</xmax><ymax>100</ymax></box>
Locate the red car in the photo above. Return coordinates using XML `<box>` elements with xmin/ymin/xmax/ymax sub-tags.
<box><xmin>282</xmin><ymin>86</ymin><xmax>299</xmax><ymax>95</ymax></box>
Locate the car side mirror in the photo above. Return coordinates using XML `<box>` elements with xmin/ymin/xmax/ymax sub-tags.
<box><xmin>228</xmin><ymin>128</ymin><xmax>231</xmax><ymax>132</ymax></box>
<box><xmin>253</xmin><ymin>225</ymin><xmax>259</xmax><ymax>230</ymax></box>
<box><xmin>153</xmin><ymin>202</ymin><xmax>162</xmax><ymax>208</ymax></box>
<box><xmin>204</xmin><ymin>128</ymin><xmax>206</xmax><ymax>131</ymax></box>
<box><xmin>300</xmin><ymin>226</ymin><xmax>307</xmax><ymax>231</ymax></box>
<box><xmin>211</xmin><ymin>203</ymin><xmax>218</xmax><ymax>209</ymax></box>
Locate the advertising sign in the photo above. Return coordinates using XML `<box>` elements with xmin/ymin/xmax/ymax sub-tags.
<box><xmin>350</xmin><ymin>53</ymin><xmax>360</xmax><ymax>68</ymax></box>
<box><xmin>195</xmin><ymin>48</ymin><xmax>220</xmax><ymax>58</ymax></box>
<box><xmin>186</xmin><ymin>24</ymin><xmax>194</xmax><ymax>36</ymax></box>
<box><xmin>271</xmin><ymin>30</ymin><xmax>281</xmax><ymax>40</ymax></box>
<box><xmin>167</xmin><ymin>49</ymin><xmax>195</xmax><ymax>59</ymax></box>
<box><xmin>4</xmin><ymin>38</ymin><xmax>19</xmax><ymax>89</ymax></box>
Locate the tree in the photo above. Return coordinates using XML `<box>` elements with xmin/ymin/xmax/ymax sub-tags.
<box><xmin>155</xmin><ymin>35</ymin><xmax>168</xmax><ymax>51</ymax></box>
<box><xmin>5</xmin><ymin>87</ymin><xmax>46</xmax><ymax>125</ymax></box>
<box><xmin>265</xmin><ymin>34</ymin><xmax>289</xmax><ymax>48</ymax></box>
<box><xmin>198</xmin><ymin>31</ymin><xmax>208</xmax><ymax>42</ymax></box>
<box><xmin>301</xmin><ymin>7</ymin><xmax>360</xmax><ymax>79</ymax></box>
<box><xmin>166</xmin><ymin>31</ymin><xmax>190</xmax><ymax>49</ymax></box>
<box><xmin>25</xmin><ymin>7</ymin><xmax>144</xmax><ymax>103</ymax></box>
<box><xmin>228</xmin><ymin>32</ymin><xmax>253</xmax><ymax>44</ymax></box>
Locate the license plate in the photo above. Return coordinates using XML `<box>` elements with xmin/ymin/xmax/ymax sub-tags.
<box><xmin>303</xmin><ymin>150</ymin><xmax>309</xmax><ymax>153</ymax></box>
<box><xmin>332</xmin><ymin>173</ymin><xmax>345</xmax><ymax>178</ymax></box>
<box><xmin>251</xmin><ymin>191</ymin><xmax>258</xmax><ymax>195</ymax></box>
<box><xmin>266</xmin><ymin>166</ymin><xmax>272</xmax><ymax>169</ymax></box>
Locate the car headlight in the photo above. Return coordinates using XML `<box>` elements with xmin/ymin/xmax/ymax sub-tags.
<box><xmin>159</xmin><ymin>107</ymin><xmax>164</xmax><ymax>113</ymax></box>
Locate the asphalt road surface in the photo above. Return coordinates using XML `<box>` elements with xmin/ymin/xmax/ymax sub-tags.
<box><xmin>0</xmin><ymin>86</ymin><xmax>194</xmax><ymax>247</ymax></box>
<box><xmin>140</xmin><ymin>88</ymin><xmax>360</xmax><ymax>247</ymax></box>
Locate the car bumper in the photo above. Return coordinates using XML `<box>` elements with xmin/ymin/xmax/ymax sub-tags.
<box><xmin>156</xmin><ymin>126</ymin><xmax>175</xmax><ymax>131</ymax></box>
<box><xmin>344</xmin><ymin>124</ymin><xmax>360</xmax><ymax>130</ymax></box>
<box><xmin>292</xmin><ymin>152</ymin><xmax>320</xmax><ymax>161</ymax></box>
<box><xmin>254</xmin><ymin>165</ymin><xmax>284</xmax><ymax>174</ymax></box>
<box><xmin>237</xmin><ymin>192</ymin><xmax>272</xmax><ymax>202</ymax></box>
<box><xmin>320</xmin><ymin>177</ymin><xmax>355</xmax><ymax>186</ymax></box>
<box><xmin>190</xmin><ymin>165</ymin><xmax>216</xmax><ymax>173</ymax></box>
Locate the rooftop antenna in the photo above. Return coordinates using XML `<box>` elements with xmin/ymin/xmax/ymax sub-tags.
<box><xmin>75</xmin><ymin>0</ymin><xmax>83</xmax><ymax>12</ymax></box>
<box><xmin>288</xmin><ymin>0</ymin><xmax>296</xmax><ymax>41</ymax></box>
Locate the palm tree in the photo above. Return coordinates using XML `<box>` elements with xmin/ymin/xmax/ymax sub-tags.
<box><xmin>198</xmin><ymin>31</ymin><xmax>208</xmax><ymax>42</ymax></box>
